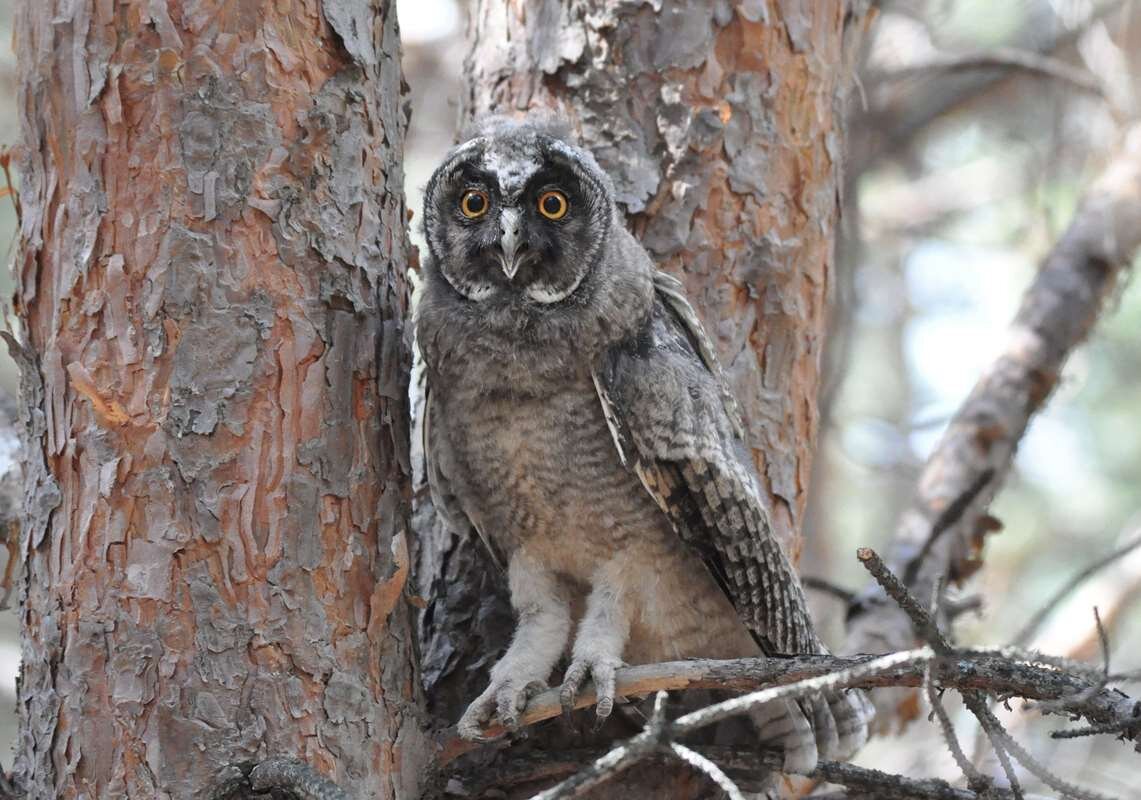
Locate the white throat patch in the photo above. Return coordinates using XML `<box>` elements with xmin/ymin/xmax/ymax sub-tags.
<box><xmin>526</xmin><ymin>272</ymin><xmax>585</xmax><ymax>304</ymax></box>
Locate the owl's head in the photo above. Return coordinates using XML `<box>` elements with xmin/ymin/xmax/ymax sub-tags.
<box><xmin>422</xmin><ymin>117</ymin><xmax>616</xmax><ymax>306</ymax></box>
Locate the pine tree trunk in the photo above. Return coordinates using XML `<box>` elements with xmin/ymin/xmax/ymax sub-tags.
<box><xmin>11</xmin><ymin>1</ymin><xmax>426</xmax><ymax>797</ymax></box>
<box><xmin>419</xmin><ymin>2</ymin><xmax>859</xmax><ymax>796</ymax></box>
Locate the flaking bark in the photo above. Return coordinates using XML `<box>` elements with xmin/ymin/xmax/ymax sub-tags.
<box><xmin>12</xmin><ymin>1</ymin><xmax>425</xmax><ymax>797</ymax></box>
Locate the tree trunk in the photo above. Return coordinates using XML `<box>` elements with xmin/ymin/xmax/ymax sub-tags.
<box><xmin>12</xmin><ymin>1</ymin><xmax>425</xmax><ymax>798</ymax></box>
<box><xmin>419</xmin><ymin>2</ymin><xmax>860</xmax><ymax>796</ymax></box>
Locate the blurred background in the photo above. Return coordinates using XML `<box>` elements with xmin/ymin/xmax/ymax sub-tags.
<box><xmin>0</xmin><ymin>0</ymin><xmax>1138</xmax><ymax>795</ymax></box>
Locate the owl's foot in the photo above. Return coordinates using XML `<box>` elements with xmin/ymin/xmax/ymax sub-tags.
<box><xmin>456</xmin><ymin>677</ymin><xmax>549</xmax><ymax>741</ymax></box>
<box><xmin>559</xmin><ymin>654</ymin><xmax>624</xmax><ymax>723</ymax></box>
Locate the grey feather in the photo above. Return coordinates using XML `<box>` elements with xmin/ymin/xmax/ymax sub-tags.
<box><xmin>416</xmin><ymin>115</ymin><xmax>871</xmax><ymax>768</ymax></box>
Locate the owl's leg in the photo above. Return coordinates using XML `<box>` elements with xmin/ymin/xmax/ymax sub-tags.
<box><xmin>456</xmin><ymin>552</ymin><xmax>571</xmax><ymax>741</ymax></box>
<box><xmin>560</xmin><ymin>562</ymin><xmax>630</xmax><ymax>722</ymax></box>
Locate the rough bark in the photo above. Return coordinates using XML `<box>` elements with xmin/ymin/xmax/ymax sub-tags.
<box><xmin>846</xmin><ymin>125</ymin><xmax>1141</xmax><ymax>724</ymax></box>
<box><xmin>417</xmin><ymin>2</ymin><xmax>862</xmax><ymax>797</ymax></box>
<box><xmin>12</xmin><ymin>1</ymin><xmax>425</xmax><ymax>798</ymax></box>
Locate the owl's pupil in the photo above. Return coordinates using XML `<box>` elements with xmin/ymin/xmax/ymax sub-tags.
<box><xmin>466</xmin><ymin>193</ymin><xmax>485</xmax><ymax>213</ymax></box>
<box><xmin>543</xmin><ymin>195</ymin><xmax>560</xmax><ymax>215</ymax></box>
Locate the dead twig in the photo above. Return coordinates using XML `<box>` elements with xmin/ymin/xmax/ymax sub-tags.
<box><xmin>457</xmin><ymin>745</ymin><xmax>1026</xmax><ymax>800</ymax></box>
<box><xmin>879</xmin><ymin>48</ymin><xmax>1104</xmax><ymax>97</ymax></box>
<box><xmin>435</xmin><ymin>649</ymin><xmax>1141</xmax><ymax>766</ymax></box>
<box><xmin>804</xmin><ymin>575</ymin><xmax>858</xmax><ymax>605</ymax></box>
<box><xmin>1012</xmin><ymin>535</ymin><xmax>1141</xmax><ymax>647</ymax></box>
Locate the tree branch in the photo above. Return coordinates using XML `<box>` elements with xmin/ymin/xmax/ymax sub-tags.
<box><xmin>852</xmin><ymin>0</ymin><xmax>1128</xmax><ymax>170</ymax></box>
<box><xmin>436</xmin><ymin>551</ymin><xmax>1139</xmax><ymax>799</ymax></box>
<box><xmin>434</xmin><ymin>648</ymin><xmax>1141</xmax><ymax>766</ymax></box>
<box><xmin>452</xmin><ymin>745</ymin><xmax>1031</xmax><ymax>800</ymax></box>
<box><xmin>847</xmin><ymin>124</ymin><xmax>1141</xmax><ymax>664</ymax></box>
<box><xmin>875</xmin><ymin>47</ymin><xmax>1104</xmax><ymax>97</ymax></box>
<box><xmin>1011</xmin><ymin>534</ymin><xmax>1141</xmax><ymax>647</ymax></box>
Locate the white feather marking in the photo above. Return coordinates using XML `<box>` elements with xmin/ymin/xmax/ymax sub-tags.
<box><xmin>592</xmin><ymin>371</ymin><xmax>627</xmax><ymax>466</ymax></box>
<box><xmin>525</xmin><ymin>271</ymin><xmax>585</xmax><ymax>304</ymax></box>
<box><xmin>482</xmin><ymin>146</ymin><xmax>542</xmax><ymax>196</ymax></box>
<box><xmin>459</xmin><ymin>281</ymin><xmax>495</xmax><ymax>301</ymax></box>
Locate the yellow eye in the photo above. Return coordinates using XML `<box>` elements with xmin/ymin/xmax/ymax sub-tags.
<box><xmin>538</xmin><ymin>190</ymin><xmax>568</xmax><ymax>220</ymax></box>
<box><xmin>461</xmin><ymin>189</ymin><xmax>489</xmax><ymax>219</ymax></box>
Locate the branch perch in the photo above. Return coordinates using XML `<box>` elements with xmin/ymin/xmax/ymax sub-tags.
<box><xmin>436</xmin><ymin>550</ymin><xmax>1138</xmax><ymax>799</ymax></box>
<box><xmin>435</xmin><ymin>648</ymin><xmax>1140</xmax><ymax>766</ymax></box>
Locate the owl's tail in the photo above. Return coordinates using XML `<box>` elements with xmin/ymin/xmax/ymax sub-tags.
<box><xmin>751</xmin><ymin>688</ymin><xmax>874</xmax><ymax>774</ymax></box>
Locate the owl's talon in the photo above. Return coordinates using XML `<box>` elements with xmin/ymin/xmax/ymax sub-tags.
<box><xmin>457</xmin><ymin>676</ymin><xmax>548</xmax><ymax>740</ymax></box>
<box><xmin>560</xmin><ymin>655</ymin><xmax>623</xmax><ymax>720</ymax></box>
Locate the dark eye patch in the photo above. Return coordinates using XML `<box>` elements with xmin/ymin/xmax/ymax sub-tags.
<box><xmin>523</xmin><ymin>166</ymin><xmax>582</xmax><ymax>205</ymax></box>
<box><xmin>454</xmin><ymin>165</ymin><xmax>498</xmax><ymax>195</ymax></box>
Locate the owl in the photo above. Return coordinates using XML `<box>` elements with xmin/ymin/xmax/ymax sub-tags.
<box><xmin>416</xmin><ymin>116</ymin><xmax>873</xmax><ymax>775</ymax></box>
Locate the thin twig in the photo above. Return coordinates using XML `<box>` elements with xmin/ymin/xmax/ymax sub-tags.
<box><xmin>804</xmin><ymin>575</ymin><xmax>858</xmax><ymax>605</ymax></box>
<box><xmin>1094</xmin><ymin>606</ymin><xmax>1111</xmax><ymax>679</ymax></box>
<box><xmin>858</xmin><ymin>547</ymin><xmax>952</xmax><ymax>652</ymax></box>
<box><xmin>452</xmin><ymin>554</ymin><xmax>1137</xmax><ymax>800</ymax></box>
<box><xmin>675</xmin><ymin>649</ymin><xmax>933</xmax><ymax>734</ymax></box>
<box><xmin>881</xmin><ymin>47</ymin><xmax>1105</xmax><ymax>96</ymax></box>
<box><xmin>525</xmin><ymin>654</ymin><xmax>932</xmax><ymax>799</ymax></box>
<box><xmin>962</xmin><ymin>692</ymin><xmax>1025</xmax><ymax>800</ymax></box>
<box><xmin>975</xmin><ymin>701</ymin><xmax>1120</xmax><ymax>800</ymax></box>
<box><xmin>668</xmin><ymin>743</ymin><xmax>746</xmax><ymax>800</ymax></box>
<box><xmin>469</xmin><ymin>746</ymin><xmax>1025</xmax><ymax>800</ymax></box>
<box><xmin>923</xmin><ymin>577</ymin><xmax>988</xmax><ymax>792</ymax></box>
<box><xmin>903</xmin><ymin>470</ymin><xmax>995</xmax><ymax>586</ymax></box>
<box><xmin>1051</xmin><ymin>717</ymin><xmax>1140</xmax><ymax>740</ymax></box>
<box><xmin>926</xmin><ymin>672</ymin><xmax>985</xmax><ymax>789</ymax></box>
<box><xmin>1011</xmin><ymin>536</ymin><xmax>1141</xmax><ymax>646</ymax></box>
<box><xmin>530</xmin><ymin>692</ymin><xmax>672</xmax><ymax>800</ymax></box>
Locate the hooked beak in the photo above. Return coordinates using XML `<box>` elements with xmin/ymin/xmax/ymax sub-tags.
<box><xmin>498</xmin><ymin>208</ymin><xmax>523</xmax><ymax>280</ymax></box>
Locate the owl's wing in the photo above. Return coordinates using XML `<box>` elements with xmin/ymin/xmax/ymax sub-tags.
<box><xmin>594</xmin><ymin>271</ymin><xmax>821</xmax><ymax>657</ymax></box>
<box><xmin>422</xmin><ymin>381</ymin><xmax>505</xmax><ymax>571</ymax></box>
<box><xmin>593</xmin><ymin>272</ymin><xmax>872</xmax><ymax>770</ymax></box>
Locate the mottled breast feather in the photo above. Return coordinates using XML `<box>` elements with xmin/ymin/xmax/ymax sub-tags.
<box><xmin>422</xmin><ymin>383</ymin><xmax>506</xmax><ymax>571</ymax></box>
<box><xmin>593</xmin><ymin>272</ymin><xmax>825</xmax><ymax>658</ymax></box>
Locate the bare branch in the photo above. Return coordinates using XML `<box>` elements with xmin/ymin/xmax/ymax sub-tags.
<box><xmin>435</xmin><ymin>649</ymin><xmax>1141</xmax><ymax>766</ymax></box>
<box><xmin>847</xmin><ymin>124</ymin><xmax>1141</xmax><ymax>665</ymax></box>
<box><xmin>668</xmin><ymin>744</ymin><xmax>746</xmax><ymax>800</ymax></box>
<box><xmin>877</xmin><ymin>48</ymin><xmax>1104</xmax><ymax>97</ymax></box>
<box><xmin>530</xmin><ymin>692</ymin><xmax>672</xmax><ymax>800</ymax></box>
<box><xmin>962</xmin><ymin>692</ymin><xmax>1025</xmax><ymax>800</ymax></box>
<box><xmin>857</xmin><ymin>547</ymin><xmax>952</xmax><ymax>653</ymax></box>
<box><xmin>672</xmin><ymin>649</ymin><xmax>933</xmax><ymax>735</ymax></box>
<box><xmin>1011</xmin><ymin>535</ymin><xmax>1141</xmax><ymax>647</ymax></box>
<box><xmin>804</xmin><ymin>575</ymin><xmax>858</xmax><ymax>605</ymax></box>
<box><xmin>926</xmin><ymin>673</ymin><xmax>987</xmax><ymax>790</ymax></box>
<box><xmin>1051</xmin><ymin>718</ymin><xmax>1141</xmax><ymax>740</ymax></box>
<box><xmin>973</xmin><ymin>702</ymin><xmax>1120</xmax><ymax>800</ymax></box>
<box><xmin>852</xmin><ymin>0</ymin><xmax>1129</xmax><ymax>169</ymax></box>
<box><xmin>458</xmin><ymin>746</ymin><xmax>1027</xmax><ymax>800</ymax></box>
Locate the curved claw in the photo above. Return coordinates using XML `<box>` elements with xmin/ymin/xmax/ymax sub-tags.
<box><xmin>559</xmin><ymin>656</ymin><xmax>623</xmax><ymax>722</ymax></box>
<box><xmin>457</xmin><ymin>678</ymin><xmax>549</xmax><ymax>741</ymax></box>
